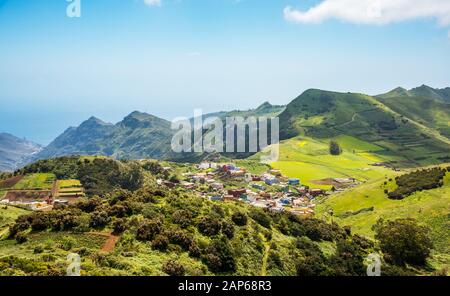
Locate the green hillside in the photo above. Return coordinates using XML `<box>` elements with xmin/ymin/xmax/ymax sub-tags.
<box><xmin>315</xmin><ymin>165</ymin><xmax>450</xmax><ymax>271</ymax></box>
<box><xmin>279</xmin><ymin>89</ymin><xmax>450</xmax><ymax>167</ymax></box>
<box><xmin>1</xmin><ymin>157</ymin><xmax>386</xmax><ymax>276</ymax></box>
<box><xmin>251</xmin><ymin>136</ymin><xmax>393</xmax><ymax>190</ymax></box>
<box><xmin>376</xmin><ymin>95</ymin><xmax>450</xmax><ymax>138</ymax></box>
<box><xmin>378</xmin><ymin>85</ymin><xmax>450</xmax><ymax>103</ymax></box>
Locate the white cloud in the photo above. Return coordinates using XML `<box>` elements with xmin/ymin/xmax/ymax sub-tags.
<box><xmin>144</xmin><ymin>0</ymin><xmax>161</xmax><ymax>7</ymax></box>
<box><xmin>284</xmin><ymin>0</ymin><xmax>450</xmax><ymax>29</ymax></box>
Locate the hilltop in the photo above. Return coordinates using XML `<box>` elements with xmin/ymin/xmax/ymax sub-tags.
<box><xmin>278</xmin><ymin>89</ymin><xmax>450</xmax><ymax>167</ymax></box>
<box><xmin>378</xmin><ymin>85</ymin><xmax>450</xmax><ymax>103</ymax></box>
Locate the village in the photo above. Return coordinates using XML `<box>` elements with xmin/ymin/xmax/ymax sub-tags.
<box><xmin>0</xmin><ymin>161</ymin><xmax>359</xmax><ymax>217</ymax></box>
<box><xmin>158</xmin><ymin>161</ymin><xmax>358</xmax><ymax>217</ymax></box>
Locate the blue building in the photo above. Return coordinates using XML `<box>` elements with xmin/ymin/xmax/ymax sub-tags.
<box><xmin>288</xmin><ymin>178</ymin><xmax>300</xmax><ymax>186</ymax></box>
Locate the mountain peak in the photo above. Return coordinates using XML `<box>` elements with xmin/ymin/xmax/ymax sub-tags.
<box><xmin>256</xmin><ymin>101</ymin><xmax>273</xmax><ymax>110</ymax></box>
<box><xmin>79</xmin><ymin>116</ymin><xmax>111</xmax><ymax>129</ymax></box>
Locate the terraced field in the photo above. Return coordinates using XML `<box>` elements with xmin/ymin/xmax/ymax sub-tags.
<box><xmin>255</xmin><ymin>136</ymin><xmax>394</xmax><ymax>190</ymax></box>
<box><xmin>12</xmin><ymin>173</ymin><xmax>56</xmax><ymax>190</ymax></box>
<box><xmin>55</xmin><ymin>179</ymin><xmax>85</xmax><ymax>198</ymax></box>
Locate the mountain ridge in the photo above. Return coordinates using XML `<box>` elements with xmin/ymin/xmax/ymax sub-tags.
<box><xmin>0</xmin><ymin>133</ymin><xmax>43</xmax><ymax>172</ymax></box>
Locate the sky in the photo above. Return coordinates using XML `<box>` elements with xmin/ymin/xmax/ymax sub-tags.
<box><xmin>0</xmin><ymin>0</ymin><xmax>450</xmax><ymax>144</ymax></box>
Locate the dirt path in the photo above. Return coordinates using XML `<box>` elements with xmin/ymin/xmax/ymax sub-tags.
<box><xmin>260</xmin><ymin>235</ymin><xmax>271</xmax><ymax>276</ymax></box>
<box><xmin>90</xmin><ymin>232</ymin><xmax>119</xmax><ymax>253</ymax></box>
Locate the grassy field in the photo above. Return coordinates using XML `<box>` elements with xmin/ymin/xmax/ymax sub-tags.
<box><xmin>54</xmin><ymin>179</ymin><xmax>85</xmax><ymax>198</ymax></box>
<box><xmin>59</xmin><ymin>179</ymin><xmax>82</xmax><ymax>188</ymax></box>
<box><xmin>315</xmin><ymin>167</ymin><xmax>450</xmax><ymax>270</ymax></box>
<box><xmin>12</xmin><ymin>173</ymin><xmax>56</xmax><ymax>190</ymax></box>
<box><xmin>256</xmin><ymin>136</ymin><xmax>394</xmax><ymax>189</ymax></box>
<box><xmin>0</xmin><ymin>206</ymin><xmax>30</xmax><ymax>238</ymax></box>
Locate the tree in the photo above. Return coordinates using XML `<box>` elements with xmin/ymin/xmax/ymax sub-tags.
<box><xmin>373</xmin><ymin>218</ymin><xmax>433</xmax><ymax>266</ymax></box>
<box><xmin>329</xmin><ymin>140</ymin><xmax>342</xmax><ymax>156</ymax></box>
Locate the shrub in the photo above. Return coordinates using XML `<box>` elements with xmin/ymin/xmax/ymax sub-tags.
<box><xmin>203</xmin><ymin>238</ymin><xmax>236</xmax><ymax>273</ymax></box>
<box><xmin>15</xmin><ymin>232</ymin><xmax>28</xmax><ymax>244</ymax></box>
<box><xmin>151</xmin><ymin>234</ymin><xmax>169</xmax><ymax>251</ymax></box>
<box><xmin>188</xmin><ymin>242</ymin><xmax>201</xmax><ymax>258</ymax></box>
<box><xmin>76</xmin><ymin>196</ymin><xmax>102</xmax><ymax>213</ymax></box>
<box><xmin>387</xmin><ymin>168</ymin><xmax>447</xmax><ymax>200</ymax></box>
<box><xmin>136</xmin><ymin>219</ymin><xmax>162</xmax><ymax>241</ymax></box>
<box><xmin>30</xmin><ymin>213</ymin><xmax>51</xmax><ymax>231</ymax></box>
<box><xmin>231</xmin><ymin>212</ymin><xmax>248</xmax><ymax>226</ymax></box>
<box><xmin>112</xmin><ymin>218</ymin><xmax>127</xmax><ymax>234</ymax></box>
<box><xmin>168</xmin><ymin>230</ymin><xmax>192</xmax><ymax>251</ymax></box>
<box><xmin>249</xmin><ymin>208</ymin><xmax>271</xmax><ymax>229</ymax></box>
<box><xmin>221</xmin><ymin>221</ymin><xmax>235</xmax><ymax>239</ymax></box>
<box><xmin>267</xmin><ymin>251</ymin><xmax>283</xmax><ymax>270</ymax></box>
<box><xmin>172</xmin><ymin>210</ymin><xmax>192</xmax><ymax>228</ymax></box>
<box><xmin>89</xmin><ymin>211</ymin><xmax>110</xmax><ymax>228</ymax></box>
<box><xmin>162</xmin><ymin>260</ymin><xmax>185</xmax><ymax>276</ymax></box>
<box><xmin>197</xmin><ymin>216</ymin><xmax>222</xmax><ymax>237</ymax></box>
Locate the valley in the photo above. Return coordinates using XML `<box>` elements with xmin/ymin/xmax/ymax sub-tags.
<box><xmin>0</xmin><ymin>85</ymin><xmax>449</xmax><ymax>276</ymax></box>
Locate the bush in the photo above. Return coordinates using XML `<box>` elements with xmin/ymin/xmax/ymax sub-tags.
<box><xmin>89</xmin><ymin>211</ymin><xmax>110</xmax><ymax>228</ymax></box>
<box><xmin>221</xmin><ymin>221</ymin><xmax>235</xmax><ymax>239</ymax></box>
<box><xmin>249</xmin><ymin>208</ymin><xmax>271</xmax><ymax>229</ymax></box>
<box><xmin>76</xmin><ymin>196</ymin><xmax>102</xmax><ymax>213</ymax></box>
<box><xmin>168</xmin><ymin>230</ymin><xmax>192</xmax><ymax>251</ymax></box>
<box><xmin>172</xmin><ymin>210</ymin><xmax>192</xmax><ymax>228</ymax></box>
<box><xmin>203</xmin><ymin>238</ymin><xmax>236</xmax><ymax>273</ymax></box>
<box><xmin>30</xmin><ymin>213</ymin><xmax>51</xmax><ymax>231</ymax></box>
<box><xmin>162</xmin><ymin>260</ymin><xmax>185</xmax><ymax>276</ymax></box>
<box><xmin>197</xmin><ymin>216</ymin><xmax>222</xmax><ymax>237</ymax></box>
<box><xmin>387</xmin><ymin>168</ymin><xmax>446</xmax><ymax>200</ymax></box>
<box><xmin>188</xmin><ymin>243</ymin><xmax>201</xmax><ymax>258</ymax></box>
<box><xmin>231</xmin><ymin>212</ymin><xmax>248</xmax><ymax>226</ymax></box>
<box><xmin>373</xmin><ymin>218</ymin><xmax>433</xmax><ymax>266</ymax></box>
<box><xmin>112</xmin><ymin>218</ymin><xmax>127</xmax><ymax>234</ymax></box>
<box><xmin>136</xmin><ymin>219</ymin><xmax>162</xmax><ymax>241</ymax></box>
<box><xmin>15</xmin><ymin>232</ymin><xmax>28</xmax><ymax>244</ymax></box>
<box><xmin>151</xmin><ymin>234</ymin><xmax>169</xmax><ymax>251</ymax></box>
<box><xmin>267</xmin><ymin>251</ymin><xmax>283</xmax><ymax>270</ymax></box>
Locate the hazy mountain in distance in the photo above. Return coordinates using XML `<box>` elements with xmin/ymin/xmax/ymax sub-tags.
<box><xmin>34</xmin><ymin>112</ymin><xmax>174</xmax><ymax>161</ymax></box>
<box><xmin>0</xmin><ymin>133</ymin><xmax>43</xmax><ymax>172</ymax></box>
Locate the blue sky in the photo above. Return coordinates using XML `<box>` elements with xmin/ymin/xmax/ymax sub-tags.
<box><xmin>1</xmin><ymin>0</ymin><xmax>450</xmax><ymax>144</ymax></box>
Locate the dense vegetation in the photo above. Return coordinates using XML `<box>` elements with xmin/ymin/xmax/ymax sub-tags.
<box><xmin>0</xmin><ymin>157</ymin><xmax>442</xmax><ymax>276</ymax></box>
<box><xmin>387</xmin><ymin>167</ymin><xmax>448</xmax><ymax>200</ymax></box>
<box><xmin>373</xmin><ymin>218</ymin><xmax>433</xmax><ymax>266</ymax></box>
<box><xmin>16</xmin><ymin>157</ymin><xmax>148</xmax><ymax>195</ymax></box>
